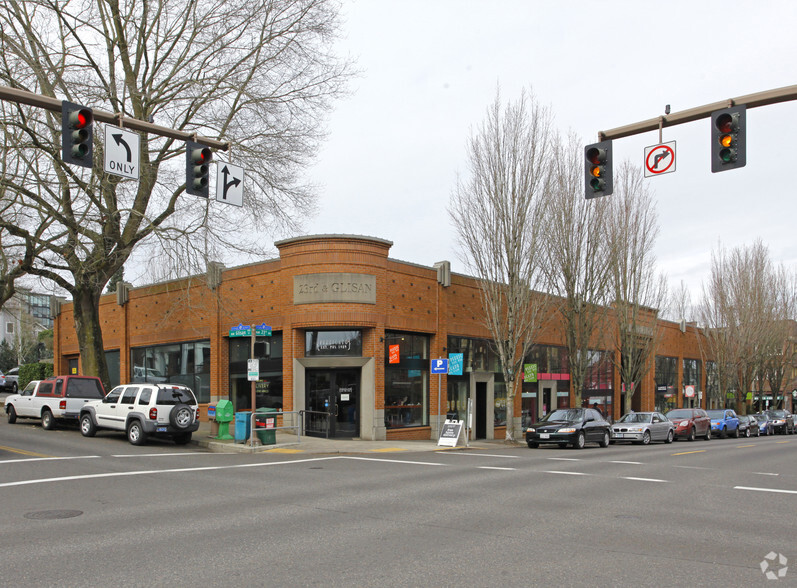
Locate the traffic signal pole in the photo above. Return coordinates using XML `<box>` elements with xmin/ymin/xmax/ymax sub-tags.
<box><xmin>0</xmin><ymin>85</ymin><xmax>229</xmax><ymax>151</ymax></box>
<box><xmin>596</xmin><ymin>84</ymin><xmax>797</xmax><ymax>141</ymax></box>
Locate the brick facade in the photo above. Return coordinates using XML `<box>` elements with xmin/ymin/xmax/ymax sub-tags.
<box><xmin>54</xmin><ymin>234</ymin><xmax>713</xmax><ymax>441</ymax></box>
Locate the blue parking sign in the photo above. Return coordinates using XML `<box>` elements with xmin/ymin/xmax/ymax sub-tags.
<box><xmin>431</xmin><ymin>358</ymin><xmax>448</xmax><ymax>374</ymax></box>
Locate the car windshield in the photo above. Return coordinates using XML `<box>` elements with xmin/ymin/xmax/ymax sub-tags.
<box><xmin>618</xmin><ymin>413</ymin><xmax>652</xmax><ymax>423</ymax></box>
<box><xmin>706</xmin><ymin>410</ymin><xmax>726</xmax><ymax>418</ymax></box>
<box><xmin>767</xmin><ymin>410</ymin><xmax>787</xmax><ymax>417</ymax></box>
<box><xmin>754</xmin><ymin>414</ymin><xmax>767</xmax><ymax>421</ymax></box>
<box><xmin>541</xmin><ymin>409</ymin><xmax>583</xmax><ymax>423</ymax></box>
<box><xmin>666</xmin><ymin>409</ymin><xmax>692</xmax><ymax>419</ymax></box>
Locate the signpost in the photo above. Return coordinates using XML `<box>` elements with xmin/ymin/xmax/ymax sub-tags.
<box><xmin>216</xmin><ymin>162</ymin><xmax>244</xmax><ymax>206</ymax></box>
<box><xmin>104</xmin><ymin>125</ymin><xmax>140</xmax><ymax>180</ymax></box>
<box><xmin>644</xmin><ymin>141</ymin><xmax>676</xmax><ymax>177</ymax></box>
<box><xmin>229</xmin><ymin>322</ymin><xmax>272</xmax><ymax>446</ymax></box>
<box><xmin>431</xmin><ymin>358</ymin><xmax>448</xmax><ymax>438</ymax></box>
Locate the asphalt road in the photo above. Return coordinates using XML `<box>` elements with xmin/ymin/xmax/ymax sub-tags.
<box><xmin>1</xmin><ymin>409</ymin><xmax>796</xmax><ymax>587</ymax></box>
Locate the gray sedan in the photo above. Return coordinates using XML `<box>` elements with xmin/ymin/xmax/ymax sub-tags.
<box><xmin>611</xmin><ymin>411</ymin><xmax>674</xmax><ymax>445</ymax></box>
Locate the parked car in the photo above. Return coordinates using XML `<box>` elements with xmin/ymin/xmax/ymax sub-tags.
<box><xmin>706</xmin><ymin>408</ymin><xmax>740</xmax><ymax>438</ymax></box>
<box><xmin>764</xmin><ymin>409</ymin><xmax>795</xmax><ymax>435</ymax></box>
<box><xmin>526</xmin><ymin>407</ymin><xmax>611</xmax><ymax>449</ymax></box>
<box><xmin>4</xmin><ymin>366</ymin><xmax>19</xmax><ymax>393</ymax></box>
<box><xmin>0</xmin><ymin>370</ymin><xmax>7</xmax><ymax>391</ymax></box>
<box><xmin>753</xmin><ymin>413</ymin><xmax>771</xmax><ymax>435</ymax></box>
<box><xmin>611</xmin><ymin>411</ymin><xmax>674</xmax><ymax>445</ymax></box>
<box><xmin>666</xmin><ymin>408</ymin><xmax>712</xmax><ymax>441</ymax></box>
<box><xmin>4</xmin><ymin>375</ymin><xmax>105</xmax><ymax>428</ymax></box>
<box><xmin>80</xmin><ymin>383</ymin><xmax>199</xmax><ymax>445</ymax></box>
<box><xmin>737</xmin><ymin>414</ymin><xmax>760</xmax><ymax>437</ymax></box>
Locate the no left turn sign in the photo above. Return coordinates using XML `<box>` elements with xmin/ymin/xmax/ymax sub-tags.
<box><xmin>644</xmin><ymin>141</ymin><xmax>676</xmax><ymax>178</ymax></box>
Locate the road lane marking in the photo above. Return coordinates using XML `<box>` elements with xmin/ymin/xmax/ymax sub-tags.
<box><xmin>478</xmin><ymin>466</ymin><xmax>517</xmax><ymax>471</ymax></box>
<box><xmin>752</xmin><ymin>472</ymin><xmax>779</xmax><ymax>476</ymax></box>
<box><xmin>0</xmin><ymin>455</ymin><xmax>100</xmax><ymax>463</ymax></box>
<box><xmin>0</xmin><ymin>445</ymin><xmax>55</xmax><ymax>458</ymax></box>
<box><xmin>775</xmin><ymin>440</ymin><xmax>791</xmax><ymax>444</ymax></box>
<box><xmin>544</xmin><ymin>470</ymin><xmax>589</xmax><ymax>476</ymax></box>
<box><xmin>112</xmin><ymin>453</ymin><xmax>218</xmax><ymax>458</ymax></box>
<box><xmin>548</xmin><ymin>457</ymin><xmax>580</xmax><ymax>461</ymax></box>
<box><xmin>0</xmin><ymin>456</ymin><xmax>345</xmax><ymax>488</ymax></box>
<box><xmin>621</xmin><ymin>476</ymin><xmax>668</xmax><ymax>483</ymax></box>
<box><xmin>672</xmin><ymin>450</ymin><xmax>706</xmax><ymax>456</ymax></box>
<box><xmin>608</xmin><ymin>460</ymin><xmax>643</xmax><ymax>465</ymax></box>
<box><xmin>735</xmin><ymin>486</ymin><xmax>797</xmax><ymax>495</ymax></box>
<box><xmin>449</xmin><ymin>453</ymin><xmax>522</xmax><ymax>459</ymax></box>
<box><xmin>368</xmin><ymin>448</ymin><xmax>408</xmax><ymax>453</ymax></box>
<box><xmin>736</xmin><ymin>444</ymin><xmax>755</xmax><ymax>448</ymax></box>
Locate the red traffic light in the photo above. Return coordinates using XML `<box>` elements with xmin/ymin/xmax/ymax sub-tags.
<box><xmin>68</xmin><ymin>108</ymin><xmax>93</xmax><ymax>130</ymax></box>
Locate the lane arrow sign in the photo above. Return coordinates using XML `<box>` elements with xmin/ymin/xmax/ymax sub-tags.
<box><xmin>215</xmin><ymin>161</ymin><xmax>244</xmax><ymax>206</ymax></box>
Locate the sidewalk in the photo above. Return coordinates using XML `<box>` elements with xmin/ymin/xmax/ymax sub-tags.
<box><xmin>192</xmin><ymin>420</ymin><xmax>509</xmax><ymax>454</ymax></box>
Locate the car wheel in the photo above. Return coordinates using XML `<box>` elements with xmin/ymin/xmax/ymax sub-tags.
<box><xmin>732</xmin><ymin>427</ymin><xmax>739</xmax><ymax>438</ymax></box>
<box><xmin>599</xmin><ymin>430</ymin><xmax>610</xmax><ymax>448</ymax></box>
<box><xmin>665</xmin><ymin>429</ymin><xmax>674</xmax><ymax>444</ymax></box>
<box><xmin>169</xmin><ymin>403</ymin><xmax>194</xmax><ymax>430</ymax></box>
<box><xmin>641</xmin><ymin>431</ymin><xmax>651</xmax><ymax>446</ymax></box>
<box><xmin>527</xmin><ymin>441</ymin><xmax>539</xmax><ymax>449</ymax></box>
<box><xmin>80</xmin><ymin>414</ymin><xmax>97</xmax><ymax>437</ymax></box>
<box><xmin>720</xmin><ymin>426</ymin><xmax>727</xmax><ymax>439</ymax></box>
<box><xmin>7</xmin><ymin>405</ymin><xmax>17</xmax><ymax>424</ymax></box>
<box><xmin>574</xmin><ymin>431</ymin><xmax>586</xmax><ymax>449</ymax></box>
<box><xmin>41</xmin><ymin>409</ymin><xmax>55</xmax><ymax>430</ymax></box>
<box><xmin>11</xmin><ymin>382</ymin><xmax>17</xmax><ymax>393</ymax></box>
<box><xmin>173</xmin><ymin>433</ymin><xmax>192</xmax><ymax>445</ymax></box>
<box><xmin>127</xmin><ymin>420</ymin><xmax>147</xmax><ymax>446</ymax></box>
<box><xmin>756</xmin><ymin>429</ymin><xmax>760</xmax><ymax>437</ymax></box>
<box><xmin>744</xmin><ymin>428</ymin><xmax>750</xmax><ymax>438</ymax></box>
<box><xmin>704</xmin><ymin>427</ymin><xmax>711</xmax><ymax>441</ymax></box>
<box><xmin>687</xmin><ymin>427</ymin><xmax>696</xmax><ymax>442</ymax></box>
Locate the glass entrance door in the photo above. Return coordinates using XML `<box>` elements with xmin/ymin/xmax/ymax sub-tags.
<box><xmin>305</xmin><ymin>369</ymin><xmax>360</xmax><ymax>438</ymax></box>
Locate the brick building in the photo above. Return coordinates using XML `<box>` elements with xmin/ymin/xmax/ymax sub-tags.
<box><xmin>53</xmin><ymin>234</ymin><xmax>712</xmax><ymax>441</ymax></box>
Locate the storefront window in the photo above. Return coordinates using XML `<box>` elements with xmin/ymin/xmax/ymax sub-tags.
<box><xmin>131</xmin><ymin>340</ymin><xmax>211</xmax><ymax>402</ymax></box>
<box><xmin>384</xmin><ymin>332</ymin><xmax>428</xmax><ymax>428</ymax></box>
<box><xmin>683</xmin><ymin>358</ymin><xmax>701</xmax><ymax>408</ymax></box>
<box><xmin>229</xmin><ymin>333</ymin><xmax>283</xmax><ymax>411</ymax></box>
<box><xmin>655</xmin><ymin>356</ymin><xmax>678</xmax><ymax>413</ymax></box>
<box><xmin>305</xmin><ymin>330</ymin><xmax>362</xmax><ymax>356</ymax></box>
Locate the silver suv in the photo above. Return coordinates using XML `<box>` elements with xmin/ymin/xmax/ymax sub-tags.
<box><xmin>80</xmin><ymin>383</ymin><xmax>199</xmax><ymax>445</ymax></box>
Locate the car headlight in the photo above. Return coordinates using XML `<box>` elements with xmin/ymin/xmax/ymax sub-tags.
<box><xmin>679</xmin><ymin>421</ymin><xmax>690</xmax><ymax>427</ymax></box>
<box><xmin>773</xmin><ymin>420</ymin><xmax>784</xmax><ymax>425</ymax></box>
<box><xmin>558</xmin><ymin>427</ymin><xmax>576</xmax><ymax>433</ymax></box>
<box><xmin>526</xmin><ymin>427</ymin><xmax>535</xmax><ymax>433</ymax></box>
<box><xmin>628</xmin><ymin>426</ymin><xmax>643</xmax><ymax>432</ymax></box>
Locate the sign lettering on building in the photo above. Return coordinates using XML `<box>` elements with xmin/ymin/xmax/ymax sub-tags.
<box><xmin>294</xmin><ymin>273</ymin><xmax>376</xmax><ymax>305</ymax></box>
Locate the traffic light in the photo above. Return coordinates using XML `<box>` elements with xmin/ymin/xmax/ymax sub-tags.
<box><xmin>61</xmin><ymin>101</ymin><xmax>93</xmax><ymax>168</ymax></box>
<box><xmin>186</xmin><ymin>141</ymin><xmax>212</xmax><ymax>197</ymax></box>
<box><xmin>584</xmin><ymin>139</ymin><xmax>613</xmax><ymax>198</ymax></box>
<box><xmin>711</xmin><ymin>105</ymin><xmax>746</xmax><ymax>173</ymax></box>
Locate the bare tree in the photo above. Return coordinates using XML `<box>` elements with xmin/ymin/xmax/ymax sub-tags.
<box><xmin>449</xmin><ymin>88</ymin><xmax>553</xmax><ymax>442</ymax></box>
<box><xmin>0</xmin><ymin>0</ymin><xmax>350</xmax><ymax>389</ymax></box>
<box><xmin>606</xmin><ymin>161</ymin><xmax>668</xmax><ymax>414</ymax></box>
<box><xmin>540</xmin><ymin>131</ymin><xmax>612</xmax><ymax>409</ymax></box>
<box><xmin>700</xmin><ymin>240</ymin><xmax>793</xmax><ymax>414</ymax></box>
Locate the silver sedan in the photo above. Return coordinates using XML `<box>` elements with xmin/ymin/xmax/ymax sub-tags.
<box><xmin>611</xmin><ymin>411</ymin><xmax>674</xmax><ymax>445</ymax></box>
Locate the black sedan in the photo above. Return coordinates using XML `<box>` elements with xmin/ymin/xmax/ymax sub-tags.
<box><xmin>526</xmin><ymin>407</ymin><xmax>611</xmax><ymax>449</ymax></box>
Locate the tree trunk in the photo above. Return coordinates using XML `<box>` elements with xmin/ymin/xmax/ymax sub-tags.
<box><xmin>71</xmin><ymin>286</ymin><xmax>110</xmax><ymax>392</ymax></box>
<box><xmin>505</xmin><ymin>374</ymin><xmax>516</xmax><ymax>442</ymax></box>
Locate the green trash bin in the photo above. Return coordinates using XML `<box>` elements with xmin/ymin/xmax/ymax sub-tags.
<box><xmin>254</xmin><ymin>407</ymin><xmax>277</xmax><ymax>445</ymax></box>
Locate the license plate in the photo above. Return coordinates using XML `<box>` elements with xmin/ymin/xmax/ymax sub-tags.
<box><xmin>614</xmin><ymin>433</ymin><xmax>625</xmax><ymax>438</ymax></box>
<box><xmin>540</xmin><ymin>433</ymin><xmax>550</xmax><ymax>439</ymax></box>
<box><xmin>156</xmin><ymin>426</ymin><xmax>167</xmax><ymax>433</ymax></box>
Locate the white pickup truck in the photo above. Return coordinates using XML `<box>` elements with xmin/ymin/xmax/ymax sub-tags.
<box><xmin>5</xmin><ymin>375</ymin><xmax>106</xmax><ymax>429</ymax></box>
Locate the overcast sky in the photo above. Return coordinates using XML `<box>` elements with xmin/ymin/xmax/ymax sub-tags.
<box><xmin>300</xmin><ymin>0</ymin><xmax>797</xmax><ymax>309</ymax></box>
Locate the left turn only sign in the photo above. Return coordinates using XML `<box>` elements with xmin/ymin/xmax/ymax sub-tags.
<box><xmin>104</xmin><ymin>125</ymin><xmax>140</xmax><ymax>180</ymax></box>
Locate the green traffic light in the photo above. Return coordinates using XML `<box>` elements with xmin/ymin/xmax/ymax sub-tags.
<box><xmin>720</xmin><ymin>148</ymin><xmax>733</xmax><ymax>163</ymax></box>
